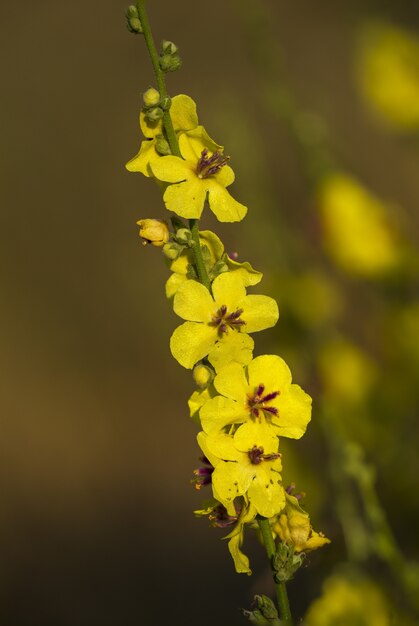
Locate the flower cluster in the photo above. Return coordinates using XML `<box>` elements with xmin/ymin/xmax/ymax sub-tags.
<box><xmin>128</xmin><ymin>91</ymin><xmax>328</xmax><ymax>574</ymax></box>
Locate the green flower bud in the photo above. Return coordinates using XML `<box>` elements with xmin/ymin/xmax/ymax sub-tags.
<box><xmin>159</xmin><ymin>54</ymin><xmax>182</xmax><ymax>73</ymax></box>
<box><xmin>143</xmin><ymin>88</ymin><xmax>160</xmax><ymax>107</ymax></box>
<box><xmin>210</xmin><ymin>260</ymin><xmax>229</xmax><ymax>279</ymax></box>
<box><xmin>144</xmin><ymin>106</ymin><xmax>164</xmax><ymax>122</ymax></box>
<box><xmin>125</xmin><ymin>6</ymin><xmax>143</xmax><ymax>34</ymax></box>
<box><xmin>160</xmin><ymin>96</ymin><xmax>172</xmax><ymax>111</ymax></box>
<box><xmin>155</xmin><ymin>134</ymin><xmax>171</xmax><ymax>156</ymax></box>
<box><xmin>272</xmin><ymin>542</ymin><xmax>304</xmax><ymax>583</ymax></box>
<box><xmin>162</xmin><ymin>40</ymin><xmax>178</xmax><ymax>55</ymax></box>
<box><xmin>192</xmin><ymin>364</ymin><xmax>214</xmax><ymax>389</ymax></box>
<box><xmin>175</xmin><ymin>228</ymin><xmax>192</xmax><ymax>245</ymax></box>
<box><xmin>163</xmin><ymin>242</ymin><xmax>183</xmax><ymax>260</ymax></box>
<box><xmin>253</xmin><ymin>595</ymin><xmax>279</xmax><ymax>621</ymax></box>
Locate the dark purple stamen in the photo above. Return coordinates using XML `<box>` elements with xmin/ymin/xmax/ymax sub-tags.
<box><xmin>210</xmin><ymin>305</ymin><xmax>246</xmax><ymax>337</ymax></box>
<box><xmin>248</xmin><ymin>445</ymin><xmax>281</xmax><ymax>465</ymax></box>
<box><xmin>209</xmin><ymin>503</ymin><xmax>240</xmax><ymax>528</ymax></box>
<box><xmin>196</xmin><ymin>149</ymin><xmax>230</xmax><ymax>179</ymax></box>
<box><xmin>192</xmin><ymin>456</ymin><xmax>214</xmax><ymax>490</ymax></box>
<box><xmin>247</xmin><ymin>383</ymin><xmax>280</xmax><ymax>420</ymax></box>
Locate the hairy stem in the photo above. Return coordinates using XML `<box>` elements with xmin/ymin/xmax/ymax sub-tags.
<box><xmin>135</xmin><ymin>0</ymin><xmax>210</xmax><ymax>289</ymax></box>
<box><xmin>257</xmin><ymin>517</ymin><xmax>293</xmax><ymax>625</ymax></box>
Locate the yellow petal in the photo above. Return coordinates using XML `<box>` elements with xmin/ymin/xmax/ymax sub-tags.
<box><xmin>150</xmin><ymin>155</ymin><xmax>192</xmax><ymax>183</ymax></box>
<box><xmin>163</xmin><ymin>179</ymin><xmax>207</xmax><ymax>219</ymax></box>
<box><xmin>200</xmin><ymin>396</ymin><xmax>247</xmax><ymax>434</ymax></box>
<box><xmin>247</xmin><ymin>355</ymin><xmax>292</xmax><ymax>396</ymax></box>
<box><xmin>241</xmin><ymin>294</ymin><xmax>279</xmax><ymax>332</ymax></box>
<box><xmin>125</xmin><ymin>140</ymin><xmax>158</xmax><ymax>176</ymax></box>
<box><xmin>208</xmin><ymin>333</ymin><xmax>254</xmax><ymax>372</ymax></box>
<box><xmin>179</xmin><ymin>126</ymin><xmax>223</xmax><ymax>162</ymax></box>
<box><xmin>213</xmin><ymin>361</ymin><xmax>249</xmax><ymax>402</ymax></box>
<box><xmin>171</xmin><ymin>94</ymin><xmax>199</xmax><ymax>132</ymax></box>
<box><xmin>165</xmin><ymin>273</ymin><xmax>187</xmax><ymax>299</ymax></box>
<box><xmin>207</xmin><ymin>182</ymin><xmax>248</xmax><ymax>223</ymax></box>
<box><xmin>273</xmin><ymin>384</ymin><xmax>312</xmax><ymax>439</ymax></box>
<box><xmin>170</xmin><ymin>321</ymin><xmax>216</xmax><ymax>369</ymax></box>
<box><xmin>173</xmin><ymin>279</ymin><xmax>214</xmax><ymax>322</ymax></box>
<box><xmin>248</xmin><ymin>473</ymin><xmax>285</xmax><ymax>518</ymax></box>
<box><xmin>212</xmin><ymin>272</ymin><xmax>246</xmax><ymax>310</ymax></box>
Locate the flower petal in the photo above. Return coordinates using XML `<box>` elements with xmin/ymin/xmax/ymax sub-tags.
<box><xmin>212</xmin><ymin>461</ymin><xmax>253</xmax><ymax>509</ymax></box>
<box><xmin>207</xmin><ymin>182</ymin><xmax>248</xmax><ymax>223</ymax></box>
<box><xmin>165</xmin><ymin>272</ymin><xmax>187</xmax><ymax>299</ymax></box>
<box><xmin>173</xmin><ymin>278</ymin><xmax>214</xmax><ymax>322</ymax></box>
<box><xmin>272</xmin><ymin>384</ymin><xmax>312</xmax><ymax>439</ymax></box>
<box><xmin>215</xmin><ymin>164</ymin><xmax>235</xmax><ymax>187</ymax></box>
<box><xmin>140</xmin><ymin>111</ymin><xmax>163</xmax><ymax>139</ymax></box>
<box><xmin>234</xmin><ymin>421</ymin><xmax>280</xmax><ymax>456</ymax></box>
<box><xmin>248</xmin><ymin>472</ymin><xmax>285</xmax><ymax>518</ymax></box>
<box><xmin>150</xmin><ymin>156</ymin><xmax>193</xmax><ymax>183</ymax></box>
<box><xmin>247</xmin><ymin>355</ymin><xmax>292</xmax><ymax>394</ymax></box>
<box><xmin>200</xmin><ymin>396</ymin><xmax>248</xmax><ymax>434</ymax></box>
<box><xmin>171</xmin><ymin>94</ymin><xmax>198</xmax><ymax>132</ymax></box>
<box><xmin>205</xmin><ymin>432</ymin><xmax>242</xmax><ymax>462</ymax></box>
<box><xmin>163</xmin><ymin>179</ymin><xmax>207</xmax><ymax>219</ymax></box>
<box><xmin>212</xmin><ymin>272</ymin><xmax>246</xmax><ymax>310</ymax></box>
<box><xmin>208</xmin><ymin>333</ymin><xmax>254</xmax><ymax>372</ymax></box>
<box><xmin>179</xmin><ymin>126</ymin><xmax>223</xmax><ymax>162</ymax></box>
<box><xmin>214</xmin><ymin>361</ymin><xmax>249</xmax><ymax>402</ymax></box>
<box><xmin>241</xmin><ymin>295</ymin><xmax>279</xmax><ymax>333</ymax></box>
<box><xmin>125</xmin><ymin>140</ymin><xmax>158</xmax><ymax>176</ymax></box>
<box><xmin>170</xmin><ymin>321</ymin><xmax>216</xmax><ymax>369</ymax></box>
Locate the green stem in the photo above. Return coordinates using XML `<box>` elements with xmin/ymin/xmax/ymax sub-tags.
<box><xmin>257</xmin><ymin>517</ymin><xmax>293</xmax><ymax>625</ymax></box>
<box><xmin>135</xmin><ymin>0</ymin><xmax>180</xmax><ymax>157</ymax></box>
<box><xmin>136</xmin><ymin>0</ymin><xmax>211</xmax><ymax>289</ymax></box>
<box><xmin>189</xmin><ymin>219</ymin><xmax>211</xmax><ymax>290</ymax></box>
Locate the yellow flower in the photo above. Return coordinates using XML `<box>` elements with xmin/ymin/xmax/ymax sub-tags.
<box><xmin>305</xmin><ymin>574</ymin><xmax>391</xmax><ymax>626</ymax></box>
<box><xmin>198</xmin><ymin>422</ymin><xmax>285</xmax><ymax>518</ymax></box>
<box><xmin>170</xmin><ymin>272</ymin><xmax>278</xmax><ymax>369</ymax></box>
<box><xmin>317</xmin><ymin>172</ymin><xmax>400</xmax><ymax>277</ymax></box>
<box><xmin>356</xmin><ymin>22</ymin><xmax>419</xmax><ymax>130</ymax></box>
<box><xmin>224</xmin><ymin>500</ymin><xmax>257</xmax><ymax>575</ymax></box>
<box><xmin>136</xmin><ymin>219</ymin><xmax>169</xmax><ymax>247</ymax></box>
<box><xmin>150</xmin><ymin>126</ymin><xmax>248</xmax><ymax>222</ymax></box>
<box><xmin>165</xmin><ymin>229</ymin><xmax>262</xmax><ymax>298</ymax></box>
<box><xmin>126</xmin><ymin>94</ymin><xmax>198</xmax><ymax>176</ymax></box>
<box><xmin>272</xmin><ymin>492</ymin><xmax>330</xmax><ymax>553</ymax></box>
<box><xmin>200</xmin><ymin>355</ymin><xmax>311</xmax><ymax>438</ymax></box>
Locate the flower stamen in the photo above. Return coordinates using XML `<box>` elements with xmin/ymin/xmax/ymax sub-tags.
<box><xmin>210</xmin><ymin>305</ymin><xmax>246</xmax><ymax>337</ymax></box>
<box><xmin>196</xmin><ymin>148</ymin><xmax>230</xmax><ymax>179</ymax></box>
<box><xmin>248</xmin><ymin>445</ymin><xmax>281</xmax><ymax>465</ymax></box>
<box><xmin>247</xmin><ymin>384</ymin><xmax>280</xmax><ymax>419</ymax></box>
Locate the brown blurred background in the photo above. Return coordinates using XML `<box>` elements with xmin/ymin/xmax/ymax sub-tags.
<box><xmin>1</xmin><ymin>1</ymin><xmax>419</xmax><ymax>624</ymax></box>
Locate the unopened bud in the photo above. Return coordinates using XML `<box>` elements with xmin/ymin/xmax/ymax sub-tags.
<box><xmin>125</xmin><ymin>6</ymin><xmax>143</xmax><ymax>34</ymax></box>
<box><xmin>162</xmin><ymin>40</ymin><xmax>178</xmax><ymax>55</ymax></box>
<box><xmin>193</xmin><ymin>364</ymin><xmax>214</xmax><ymax>389</ymax></box>
<box><xmin>155</xmin><ymin>134</ymin><xmax>171</xmax><ymax>156</ymax></box>
<box><xmin>175</xmin><ymin>228</ymin><xmax>192</xmax><ymax>245</ymax></box>
<box><xmin>159</xmin><ymin>54</ymin><xmax>182</xmax><ymax>73</ymax></box>
<box><xmin>143</xmin><ymin>88</ymin><xmax>160</xmax><ymax>107</ymax></box>
<box><xmin>160</xmin><ymin>96</ymin><xmax>172</xmax><ymax>111</ymax></box>
<box><xmin>137</xmin><ymin>219</ymin><xmax>169</xmax><ymax>247</ymax></box>
<box><xmin>144</xmin><ymin>106</ymin><xmax>164</xmax><ymax>122</ymax></box>
<box><xmin>163</xmin><ymin>242</ymin><xmax>183</xmax><ymax>260</ymax></box>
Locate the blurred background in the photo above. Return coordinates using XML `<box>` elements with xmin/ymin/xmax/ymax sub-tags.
<box><xmin>1</xmin><ymin>0</ymin><xmax>419</xmax><ymax>624</ymax></box>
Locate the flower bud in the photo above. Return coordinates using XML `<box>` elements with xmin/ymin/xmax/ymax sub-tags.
<box><xmin>155</xmin><ymin>134</ymin><xmax>171</xmax><ymax>156</ymax></box>
<box><xmin>137</xmin><ymin>219</ymin><xmax>169</xmax><ymax>247</ymax></box>
<box><xmin>144</xmin><ymin>106</ymin><xmax>164</xmax><ymax>122</ymax></box>
<box><xmin>163</xmin><ymin>242</ymin><xmax>183</xmax><ymax>260</ymax></box>
<box><xmin>192</xmin><ymin>364</ymin><xmax>214</xmax><ymax>389</ymax></box>
<box><xmin>162</xmin><ymin>40</ymin><xmax>179</xmax><ymax>55</ymax></box>
<box><xmin>159</xmin><ymin>54</ymin><xmax>182</xmax><ymax>73</ymax></box>
<box><xmin>160</xmin><ymin>96</ymin><xmax>172</xmax><ymax>111</ymax></box>
<box><xmin>125</xmin><ymin>6</ymin><xmax>143</xmax><ymax>34</ymax></box>
<box><xmin>143</xmin><ymin>88</ymin><xmax>160</xmax><ymax>107</ymax></box>
<box><xmin>175</xmin><ymin>228</ymin><xmax>192</xmax><ymax>245</ymax></box>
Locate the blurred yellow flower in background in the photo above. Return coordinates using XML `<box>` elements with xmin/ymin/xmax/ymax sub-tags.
<box><xmin>317</xmin><ymin>173</ymin><xmax>401</xmax><ymax>277</ymax></box>
<box><xmin>304</xmin><ymin>573</ymin><xmax>391</xmax><ymax>626</ymax></box>
<box><xmin>356</xmin><ymin>22</ymin><xmax>419</xmax><ymax>130</ymax></box>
